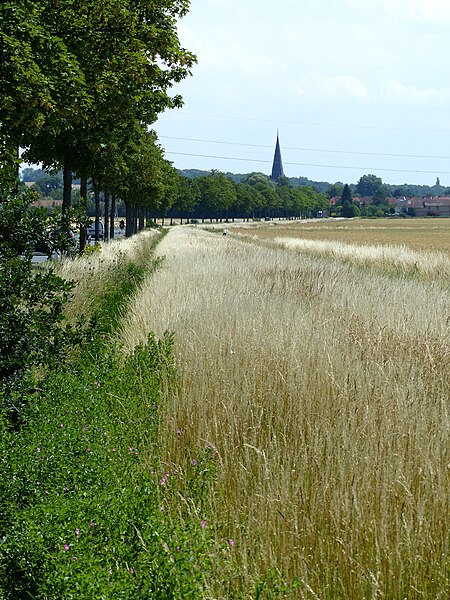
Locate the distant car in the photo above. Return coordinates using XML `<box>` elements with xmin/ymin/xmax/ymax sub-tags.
<box><xmin>87</xmin><ymin>221</ymin><xmax>104</xmax><ymax>240</ymax></box>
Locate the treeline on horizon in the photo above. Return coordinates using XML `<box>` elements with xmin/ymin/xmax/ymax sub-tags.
<box><xmin>21</xmin><ymin>167</ymin><xmax>329</xmax><ymax>221</ymax></box>
<box><xmin>23</xmin><ymin>166</ymin><xmax>449</xmax><ymax>199</ymax></box>
<box><xmin>22</xmin><ymin>165</ymin><xmax>449</xmax><ymax>223</ymax></box>
<box><xmin>178</xmin><ymin>169</ymin><xmax>450</xmax><ymax>198</ymax></box>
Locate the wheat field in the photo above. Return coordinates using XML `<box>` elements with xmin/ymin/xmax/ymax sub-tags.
<box><xmin>118</xmin><ymin>225</ymin><xmax>449</xmax><ymax>599</ymax></box>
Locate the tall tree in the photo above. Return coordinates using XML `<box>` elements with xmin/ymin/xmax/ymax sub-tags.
<box><xmin>356</xmin><ymin>174</ymin><xmax>383</xmax><ymax>197</ymax></box>
<box><xmin>196</xmin><ymin>171</ymin><xmax>237</xmax><ymax>222</ymax></box>
<box><xmin>235</xmin><ymin>182</ymin><xmax>264</xmax><ymax>220</ymax></box>
<box><xmin>340</xmin><ymin>184</ymin><xmax>357</xmax><ymax>218</ymax></box>
<box><xmin>0</xmin><ymin>1</ymin><xmax>86</xmax><ymax>186</ymax></box>
<box><xmin>114</xmin><ymin>130</ymin><xmax>176</xmax><ymax>233</ymax></box>
<box><xmin>244</xmin><ymin>173</ymin><xmax>278</xmax><ymax>217</ymax></box>
<box><xmin>5</xmin><ymin>0</ymin><xmax>196</xmax><ymax>212</ymax></box>
<box><xmin>172</xmin><ymin>175</ymin><xmax>199</xmax><ymax>224</ymax></box>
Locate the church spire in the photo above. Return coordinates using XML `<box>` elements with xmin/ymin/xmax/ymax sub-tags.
<box><xmin>270</xmin><ymin>130</ymin><xmax>284</xmax><ymax>182</ymax></box>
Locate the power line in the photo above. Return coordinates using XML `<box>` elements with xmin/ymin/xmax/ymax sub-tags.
<box><xmin>165</xmin><ymin>151</ymin><xmax>449</xmax><ymax>175</ymax></box>
<box><xmin>168</xmin><ymin>111</ymin><xmax>450</xmax><ymax>135</ymax></box>
<box><xmin>160</xmin><ymin>135</ymin><xmax>450</xmax><ymax>161</ymax></box>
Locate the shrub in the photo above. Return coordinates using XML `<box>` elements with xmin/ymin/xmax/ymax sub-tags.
<box><xmin>0</xmin><ymin>189</ymin><xmax>79</xmax><ymax>425</ymax></box>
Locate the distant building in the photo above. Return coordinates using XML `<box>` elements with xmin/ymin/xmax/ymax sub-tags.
<box><xmin>331</xmin><ymin>194</ymin><xmax>450</xmax><ymax>216</ymax></box>
<box><xmin>270</xmin><ymin>131</ymin><xmax>284</xmax><ymax>182</ymax></box>
<box><xmin>395</xmin><ymin>196</ymin><xmax>450</xmax><ymax>217</ymax></box>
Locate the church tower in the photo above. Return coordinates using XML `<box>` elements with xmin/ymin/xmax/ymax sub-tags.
<box><xmin>270</xmin><ymin>130</ymin><xmax>285</xmax><ymax>182</ymax></box>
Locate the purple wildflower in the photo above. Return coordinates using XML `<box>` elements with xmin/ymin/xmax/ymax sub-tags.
<box><xmin>64</xmin><ymin>543</ymin><xmax>70</xmax><ymax>551</ymax></box>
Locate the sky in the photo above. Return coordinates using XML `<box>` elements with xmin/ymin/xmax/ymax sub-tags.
<box><xmin>154</xmin><ymin>0</ymin><xmax>450</xmax><ymax>186</ymax></box>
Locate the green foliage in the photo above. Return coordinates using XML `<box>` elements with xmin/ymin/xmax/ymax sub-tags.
<box><xmin>0</xmin><ymin>186</ymin><xmax>79</xmax><ymax>423</ymax></box>
<box><xmin>2</xmin><ymin>0</ymin><xmax>196</xmax><ymax>212</ymax></box>
<box><xmin>339</xmin><ymin>184</ymin><xmax>357</xmax><ymax>218</ymax></box>
<box><xmin>0</xmin><ymin>334</ymin><xmax>213</xmax><ymax>598</ymax></box>
<box><xmin>196</xmin><ymin>170</ymin><xmax>237</xmax><ymax>219</ymax></box>
<box><xmin>116</xmin><ymin>131</ymin><xmax>178</xmax><ymax>214</ymax></box>
<box><xmin>327</xmin><ymin>182</ymin><xmax>344</xmax><ymax>199</ymax></box>
<box><xmin>0</xmin><ymin>236</ymin><xmax>216</xmax><ymax>597</ymax></box>
<box><xmin>172</xmin><ymin>175</ymin><xmax>199</xmax><ymax>218</ymax></box>
<box><xmin>356</xmin><ymin>173</ymin><xmax>383</xmax><ymax>197</ymax></box>
<box><xmin>35</xmin><ymin>173</ymin><xmax>63</xmax><ymax>196</ymax></box>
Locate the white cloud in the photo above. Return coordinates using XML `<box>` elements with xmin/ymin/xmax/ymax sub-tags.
<box><xmin>381</xmin><ymin>80</ymin><xmax>450</xmax><ymax>106</ymax></box>
<box><xmin>293</xmin><ymin>74</ymin><xmax>370</xmax><ymax>102</ymax></box>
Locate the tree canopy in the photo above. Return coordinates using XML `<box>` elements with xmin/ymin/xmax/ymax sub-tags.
<box><xmin>356</xmin><ymin>174</ymin><xmax>383</xmax><ymax>197</ymax></box>
<box><xmin>1</xmin><ymin>0</ymin><xmax>196</xmax><ymax>212</ymax></box>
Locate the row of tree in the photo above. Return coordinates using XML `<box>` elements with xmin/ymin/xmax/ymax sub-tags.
<box><xmin>166</xmin><ymin>172</ymin><xmax>329</xmax><ymax>222</ymax></box>
<box><xmin>1</xmin><ymin>0</ymin><xmax>196</xmax><ymax>246</ymax></box>
<box><xmin>20</xmin><ymin>166</ymin><xmax>330</xmax><ymax>223</ymax></box>
<box><xmin>0</xmin><ymin>1</ymin><xmax>195</xmax><ymax>417</ymax></box>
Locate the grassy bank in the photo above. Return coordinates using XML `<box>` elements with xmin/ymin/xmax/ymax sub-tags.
<box><xmin>119</xmin><ymin>226</ymin><xmax>449</xmax><ymax>599</ymax></box>
<box><xmin>0</xmin><ymin>231</ymin><xmax>216</xmax><ymax>598</ymax></box>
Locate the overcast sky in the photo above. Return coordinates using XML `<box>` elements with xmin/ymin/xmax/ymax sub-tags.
<box><xmin>155</xmin><ymin>0</ymin><xmax>450</xmax><ymax>186</ymax></box>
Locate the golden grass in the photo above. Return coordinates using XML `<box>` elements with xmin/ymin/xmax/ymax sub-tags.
<box><xmin>54</xmin><ymin>230</ymin><xmax>160</xmax><ymax>322</ymax></box>
<box><xmin>118</xmin><ymin>226</ymin><xmax>449</xmax><ymax>598</ymax></box>
<box><xmin>267</xmin><ymin>236</ymin><xmax>449</xmax><ymax>281</ymax></box>
<box><xmin>232</xmin><ymin>217</ymin><xmax>450</xmax><ymax>255</ymax></box>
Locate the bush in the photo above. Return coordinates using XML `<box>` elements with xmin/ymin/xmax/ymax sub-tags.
<box><xmin>0</xmin><ymin>189</ymin><xmax>79</xmax><ymax>425</ymax></box>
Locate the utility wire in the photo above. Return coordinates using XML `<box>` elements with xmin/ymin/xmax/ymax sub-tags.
<box><xmin>165</xmin><ymin>151</ymin><xmax>449</xmax><ymax>175</ymax></box>
<box><xmin>168</xmin><ymin>111</ymin><xmax>450</xmax><ymax>134</ymax></box>
<box><xmin>160</xmin><ymin>135</ymin><xmax>450</xmax><ymax>160</ymax></box>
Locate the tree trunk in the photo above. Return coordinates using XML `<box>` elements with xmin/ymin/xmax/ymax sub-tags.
<box><xmin>94</xmin><ymin>181</ymin><xmax>100</xmax><ymax>241</ymax></box>
<box><xmin>133</xmin><ymin>204</ymin><xmax>138</xmax><ymax>234</ymax></box>
<box><xmin>125</xmin><ymin>200</ymin><xmax>133</xmax><ymax>237</ymax></box>
<box><xmin>110</xmin><ymin>192</ymin><xmax>116</xmax><ymax>239</ymax></box>
<box><xmin>62</xmin><ymin>159</ymin><xmax>72</xmax><ymax>212</ymax></box>
<box><xmin>138</xmin><ymin>206</ymin><xmax>144</xmax><ymax>231</ymax></box>
<box><xmin>104</xmin><ymin>187</ymin><xmax>110</xmax><ymax>241</ymax></box>
<box><xmin>79</xmin><ymin>175</ymin><xmax>88</xmax><ymax>252</ymax></box>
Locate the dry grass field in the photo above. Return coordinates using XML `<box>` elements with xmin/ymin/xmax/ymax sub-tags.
<box><xmin>117</xmin><ymin>222</ymin><xmax>449</xmax><ymax>599</ymax></box>
<box><xmin>233</xmin><ymin>217</ymin><xmax>450</xmax><ymax>255</ymax></box>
